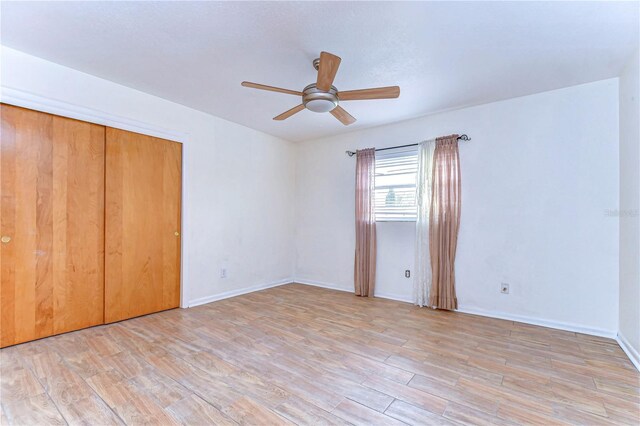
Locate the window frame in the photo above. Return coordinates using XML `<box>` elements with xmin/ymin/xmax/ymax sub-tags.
<box><xmin>374</xmin><ymin>146</ymin><xmax>419</xmax><ymax>222</ymax></box>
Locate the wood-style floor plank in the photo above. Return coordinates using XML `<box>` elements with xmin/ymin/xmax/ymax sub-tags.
<box><xmin>1</xmin><ymin>283</ymin><xmax>638</xmax><ymax>425</ymax></box>
<box><xmin>385</xmin><ymin>399</ymin><xmax>458</xmax><ymax>425</ymax></box>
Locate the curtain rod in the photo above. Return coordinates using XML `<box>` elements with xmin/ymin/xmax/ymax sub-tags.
<box><xmin>345</xmin><ymin>134</ymin><xmax>471</xmax><ymax>157</ymax></box>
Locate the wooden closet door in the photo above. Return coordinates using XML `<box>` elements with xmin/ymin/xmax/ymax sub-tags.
<box><xmin>105</xmin><ymin>128</ymin><xmax>181</xmax><ymax>323</ymax></box>
<box><xmin>0</xmin><ymin>104</ymin><xmax>105</xmax><ymax>347</ymax></box>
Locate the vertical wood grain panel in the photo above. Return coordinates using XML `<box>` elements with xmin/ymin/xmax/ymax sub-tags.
<box><xmin>105</xmin><ymin>128</ymin><xmax>181</xmax><ymax>323</ymax></box>
<box><xmin>0</xmin><ymin>104</ymin><xmax>105</xmax><ymax>347</ymax></box>
<box><xmin>52</xmin><ymin>117</ymin><xmax>105</xmax><ymax>334</ymax></box>
<box><xmin>162</xmin><ymin>140</ymin><xmax>182</xmax><ymax>310</ymax></box>
<box><xmin>1</xmin><ymin>105</ymin><xmax>52</xmax><ymax>346</ymax></box>
<box><xmin>35</xmin><ymin>111</ymin><xmax>54</xmax><ymax>339</ymax></box>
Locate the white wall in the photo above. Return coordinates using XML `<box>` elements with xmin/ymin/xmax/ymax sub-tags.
<box><xmin>1</xmin><ymin>46</ymin><xmax>627</xmax><ymax>342</ymax></box>
<box><xmin>0</xmin><ymin>46</ymin><xmax>296</xmax><ymax>307</ymax></box>
<box><xmin>619</xmin><ymin>48</ymin><xmax>640</xmax><ymax>363</ymax></box>
<box><xmin>295</xmin><ymin>79</ymin><xmax>620</xmax><ymax>336</ymax></box>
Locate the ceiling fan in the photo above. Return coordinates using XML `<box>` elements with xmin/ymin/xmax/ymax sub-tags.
<box><xmin>241</xmin><ymin>51</ymin><xmax>400</xmax><ymax>126</ymax></box>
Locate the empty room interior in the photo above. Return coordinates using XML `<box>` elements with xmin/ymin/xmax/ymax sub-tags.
<box><xmin>1</xmin><ymin>1</ymin><xmax>639</xmax><ymax>425</ymax></box>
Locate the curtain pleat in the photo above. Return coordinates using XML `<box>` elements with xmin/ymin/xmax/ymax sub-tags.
<box><xmin>428</xmin><ymin>135</ymin><xmax>461</xmax><ymax>310</ymax></box>
<box><xmin>354</xmin><ymin>148</ymin><xmax>376</xmax><ymax>297</ymax></box>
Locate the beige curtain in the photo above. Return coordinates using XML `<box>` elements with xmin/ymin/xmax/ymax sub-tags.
<box><xmin>414</xmin><ymin>139</ymin><xmax>436</xmax><ymax>307</ymax></box>
<box><xmin>354</xmin><ymin>148</ymin><xmax>376</xmax><ymax>297</ymax></box>
<box><xmin>428</xmin><ymin>135</ymin><xmax>461</xmax><ymax>310</ymax></box>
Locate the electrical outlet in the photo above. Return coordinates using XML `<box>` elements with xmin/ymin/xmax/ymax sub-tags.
<box><xmin>501</xmin><ymin>283</ymin><xmax>509</xmax><ymax>294</ymax></box>
<box><xmin>405</xmin><ymin>270</ymin><xmax>411</xmax><ymax>278</ymax></box>
<box><xmin>220</xmin><ymin>268</ymin><xmax>227</xmax><ymax>279</ymax></box>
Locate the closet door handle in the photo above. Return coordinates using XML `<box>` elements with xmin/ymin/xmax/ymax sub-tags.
<box><xmin>1</xmin><ymin>236</ymin><xmax>11</xmax><ymax>244</ymax></box>
<box><xmin>174</xmin><ymin>231</ymin><xmax>180</xmax><ymax>237</ymax></box>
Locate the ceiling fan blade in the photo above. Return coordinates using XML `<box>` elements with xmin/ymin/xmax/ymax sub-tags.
<box><xmin>316</xmin><ymin>51</ymin><xmax>341</xmax><ymax>91</ymax></box>
<box><xmin>241</xmin><ymin>81</ymin><xmax>303</xmax><ymax>96</ymax></box>
<box><xmin>273</xmin><ymin>104</ymin><xmax>305</xmax><ymax>121</ymax></box>
<box><xmin>330</xmin><ymin>106</ymin><xmax>356</xmax><ymax>126</ymax></box>
<box><xmin>337</xmin><ymin>86</ymin><xmax>400</xmax><ymax>101</ymax></box>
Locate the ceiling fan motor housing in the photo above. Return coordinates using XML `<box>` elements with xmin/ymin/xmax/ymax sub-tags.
<box><xmin>303</xmin><ymin>83</ymin><xmax>339</xmax><ymax>113</ymax></box>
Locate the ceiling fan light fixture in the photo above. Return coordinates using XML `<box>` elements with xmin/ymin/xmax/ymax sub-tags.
<box><xmin>302</xmin><ymin>83</ymin><xmax>339</xmax><ymax>113</ymax></box>
<box><xmin>305</xmin><ymin>98</ymin><xmax>338</xmax><ymax>113</ymax></box>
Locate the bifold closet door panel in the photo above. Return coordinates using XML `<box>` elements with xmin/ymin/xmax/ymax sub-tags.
<box><xmin>105</xmin><ymin>128</ymin><xmax>181</xmax><ymax>323</ymax></box>
<box><xmin>0</xmin><ymin>104</ymin><xmax>105</xmax><ymax>347</ymax></box>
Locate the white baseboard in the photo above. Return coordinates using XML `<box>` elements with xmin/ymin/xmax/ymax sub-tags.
<box><xmin>293</xmin><ymin>278</ymin><xmax>352</xmax><ymax>293</ymax></box>
<box><xmin>294</xmin><ymin>278</ymin><xmax>413</xmax><ymax>303</ymax></box>
<box><xmin>456</xmin><ymin>306</ymin><xmax>617</xmax><ymax>339</ymax></box>
<box><xmin>186</xmin><ymin>278</ymin><xmax>293</xmax><ymax>308</ymax></box>
<box><xmin>616</xmin><ymin>332</ymin><xmax>640</xmax><ymax>372</ymax></box>
<box><xmin>374</xmin><ymin>291</ymin><xmax>413</xmax><ymax>304</ymax></box>
<box><xmin>294</xmin><ymin>278</ymin><xmax>617</xmax><ymax>339</ymax></box>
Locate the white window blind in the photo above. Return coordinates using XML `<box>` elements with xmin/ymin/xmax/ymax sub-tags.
<box><xmin>374</xmin><ymin>148</ymin><xmax>418</xmax><ymax>221</ymax></box>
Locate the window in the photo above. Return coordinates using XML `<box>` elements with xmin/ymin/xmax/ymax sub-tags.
<box><xmin>374</xmin><ymin>148</ymin><xmax>418</xmax><ymax>221</ymax></box>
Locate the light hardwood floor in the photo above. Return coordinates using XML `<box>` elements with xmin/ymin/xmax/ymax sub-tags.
<box><xmin>1</xmin><ymin>284</ymin><xmax>638</xmax><ymax>425</ymax></box>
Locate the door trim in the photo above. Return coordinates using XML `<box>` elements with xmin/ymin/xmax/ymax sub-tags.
<box><xmin>1</xmin><ymin>86</ymin><xmax>190</xmax><ymax>308</ymax></box>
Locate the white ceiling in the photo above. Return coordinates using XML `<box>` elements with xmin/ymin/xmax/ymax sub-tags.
<box><xmin>1</xmin><ymin>1</ymin><xmax>638</xmax><ymax>142</ymax></box>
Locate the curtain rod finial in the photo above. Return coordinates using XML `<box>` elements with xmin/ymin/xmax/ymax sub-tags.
<box><xmin>346</xmin><ymin>150</ymin><xmax>356</xmax><ymax>157</ymax></box>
